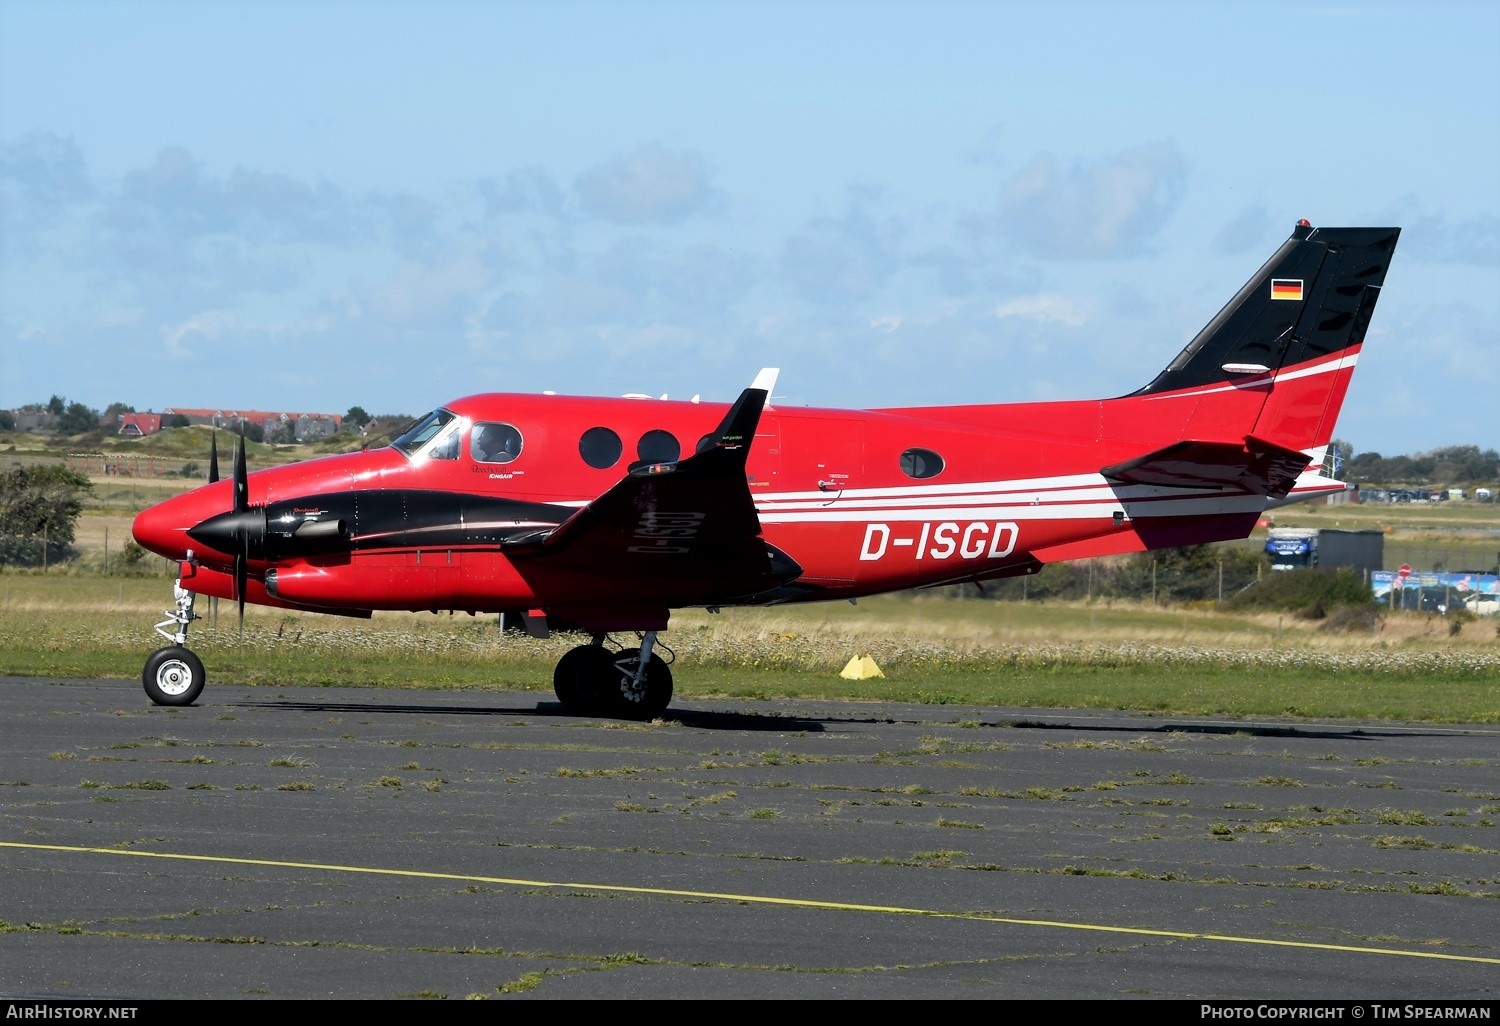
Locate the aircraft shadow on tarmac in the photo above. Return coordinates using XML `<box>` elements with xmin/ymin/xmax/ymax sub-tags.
<box><xmin>227</xmin><ymin>696</ymin><xmax>1454</xmax><ymax>741</ymax></box>
<box><xmin>234</xmin><ymin>698</ymin><xmax>830</xmax><ymax>733</ymax></box>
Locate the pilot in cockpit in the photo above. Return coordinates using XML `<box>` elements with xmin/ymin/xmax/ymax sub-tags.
<box><xmin>471</xmin><ymin>425</ymin><xmax>497</xmax><ymax>463</ymax></box>
<box><xmin>472</xmin><ymin>423</ymin><xmax>520</xmax><ymax>464</ymax></box>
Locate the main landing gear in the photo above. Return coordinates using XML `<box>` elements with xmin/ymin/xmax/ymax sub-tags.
<box><xmin>143</xmin><ymin>583</ymin><xmax>207</xmax><ymax>706</ymax></box>
<box><xmin>553</xmin><ymin>631</ymin><xmax>674</xmax><ymax>721</ymax></box>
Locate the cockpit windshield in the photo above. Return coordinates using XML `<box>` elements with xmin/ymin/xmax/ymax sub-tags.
<box><xmin>391</xmin><ymin>408</ymin><xmax>461</xmax><ymax>460</ymax></box>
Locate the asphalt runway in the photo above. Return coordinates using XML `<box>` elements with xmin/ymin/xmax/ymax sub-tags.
<box><xmin>1</xmin><ymin>675</ymin><xmax>1497</xmax><ymax>1001</ymax></box>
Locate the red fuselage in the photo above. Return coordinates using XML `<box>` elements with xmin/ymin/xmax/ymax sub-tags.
<box><xmin>131</xmin><ymin>348</ymin><xmax>1352</xmax><ymax>630</ymax></box>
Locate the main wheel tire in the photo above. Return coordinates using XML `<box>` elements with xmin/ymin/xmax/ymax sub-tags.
<box><xmin>609</xmin><ymin>651</ymin><xmax>673</xmax><ymax>721</ymax></box>
<box><xmin>143</xmin><ymin>647</ymin><xmax>206</xmax><ymax>706</ymax></box>
<box><xmin>552</xmin><ymin>645</ymin><xmax>617</xmax><ymax>716</ymax></box>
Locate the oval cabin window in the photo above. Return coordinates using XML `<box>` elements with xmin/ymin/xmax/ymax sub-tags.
<box><xmin>471</xmin><ymin>423</ymin><xmax>523</xmax><ymax>464</ymax></box>
<box><xmin>899</xmin><ymin>447</ymin><xmax>944</xmax><ymax>479</ymax></box>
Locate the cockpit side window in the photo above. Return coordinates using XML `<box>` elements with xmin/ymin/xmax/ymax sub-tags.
<box><xmin>392</xmin><ymin>409</ymin><xmax>461</xmax><ymax>461</ymax></box>
<box><xmin>427</xmin><ymin>421</ymin><xmax>461</xmax><ymax>460</ymax></box>
<box><xmin>471</xmin><ymin>422</ymin><xmax>523</xmax><ymax>464</ymax></box>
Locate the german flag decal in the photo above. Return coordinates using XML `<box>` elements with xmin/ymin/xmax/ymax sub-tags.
<box><xmin>1271</xmin><ymin>278</ymin><xmax>1304</xmax><ymax>301</ymax></box>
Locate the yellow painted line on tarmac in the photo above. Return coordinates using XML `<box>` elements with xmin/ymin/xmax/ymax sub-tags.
<box><xmin>5</xmin><ymin>840</ymin><xmax>1497</xmax><ymax>965</ymax></box>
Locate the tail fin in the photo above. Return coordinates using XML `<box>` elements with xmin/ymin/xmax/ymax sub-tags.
<box><xmin>1131</xmin><ymin>221</ymin><xmax>1399</xmax><ymax>455</ymax></box>
<box><xmin>1101</xmin><ymin>222</ymin><xmax>1399</xmax><ymax>501</ymax></box>
<box><xmin>1133</xmin><ymin>222</ymin><xmax>1400</xmax><ymax>397</ymax></box>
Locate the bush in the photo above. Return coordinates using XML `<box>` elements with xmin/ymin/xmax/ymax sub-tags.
<box><xmin>1224</xmin><ymin>567</ymin><xmax>1376</xmax><ymax>614</ymax></box>
<box><xmin>1319</xmin><ymin>605</ymin><xmax>1383</xmax><ymax>634</ymax></box>
<box><xmin>0</xmin><ymin>535</ymin><xmax>78</xmax><ymax>565</ymax></box>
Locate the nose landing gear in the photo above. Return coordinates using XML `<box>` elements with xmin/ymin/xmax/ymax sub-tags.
<box><xmin>143</xmin><ymin>582</ymin><xmax>207</xmax><ymax>706</ymax></box>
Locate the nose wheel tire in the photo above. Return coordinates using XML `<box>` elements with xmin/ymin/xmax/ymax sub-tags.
<box><xmin>143</xmin><ymin>647</ymin><xmax>206</xmax><ymax>706</ymax></box>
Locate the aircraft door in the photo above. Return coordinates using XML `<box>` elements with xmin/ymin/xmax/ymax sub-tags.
<box><xmin>773</xmin><ymin>415</ymin><xmax>865</xmax><ymax>500</ymax></box>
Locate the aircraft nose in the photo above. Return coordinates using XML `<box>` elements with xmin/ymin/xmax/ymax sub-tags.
<box><xmin>132</xmin><ymin>495</ymin><xmax>201</xmax><ymax>561</ymax></box>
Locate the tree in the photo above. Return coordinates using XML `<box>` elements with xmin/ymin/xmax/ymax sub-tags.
<box><xmin>46</xmin><ymin>395</ymin><xmax>64</xmax><ymax>416</ymax></box>
<box><xmin>0</xmin><ymin>464</ymin><xmax>93</xmax><ymax>566</ymax></box>
<box><xmin>344</xmin><ymin>406</ymin><xmax>371</xmax><ymax>431</ymax></box>
<box><xmin>1429</xmin><ymin>445</ymin><xmax>1500</xmax><ymax>483</ymax></box>
<box><xmin>165</xmin><ymin>414</ymin><xmax>191</xmax><ymax>429</ymax></box>
<box><xmin>1346</xmin><ymin>450</ymin><xmax>1383</xmax><ymax>480</ymax></box>
<box><xmin>56</xmin><ymin>401</ymin><xmax>102</xmax><ymax>435</ymax></box>
<box><xmin>0</xmin><ymin>411</ymin><xmax>14</xmax><ymax>432</ymax></box>
<box><xmin>101</xmin><ymin>402</ymin><xmax>136</xmax><ymax>429</ymax></box>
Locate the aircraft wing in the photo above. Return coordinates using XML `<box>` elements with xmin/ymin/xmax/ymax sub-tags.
<box><xmin>1101</xmin><ymin>435</ymin><xmax>1313</xmax><ymax>499</ymax></box>
<box><xmin>503</xmin><ymin>387</ymin><xmax>800</xmax><ymax>602</ymax></box>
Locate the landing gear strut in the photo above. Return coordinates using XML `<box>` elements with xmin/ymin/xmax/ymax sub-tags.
<box><xmin>552</xmin><ymin>631</ymin><xmax>674</xmax><ymax>720</ymax></box>
<box><xmin>143</xmin><ymin>582</ymin><xmax>207</xmax><ymax>706</ymax></box>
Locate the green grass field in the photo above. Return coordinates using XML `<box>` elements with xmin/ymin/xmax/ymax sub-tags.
<box><xmin>2</xmin><ymin>576</ymin><xmax>1496</xmax><ymax>724</ymax></box>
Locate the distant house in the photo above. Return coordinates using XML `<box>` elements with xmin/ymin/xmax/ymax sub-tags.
<box><xmin>118</xmin><ymin>413</ymin><xmax>163</xmax><ymax>437</ymax></box>
<box><xmin>293</xmin><ymin>414</ymin><xmax>339</xmax><ymax>442</ymax></box>
<box><xmin>162</xmin><ymin>407</ymin><xmax>343</xmax><ymax>439</ymax></box>
<box><xmin>12</xmin><ymin>410</ymin><xmax>55</xmax><ymax>431</ymax></box>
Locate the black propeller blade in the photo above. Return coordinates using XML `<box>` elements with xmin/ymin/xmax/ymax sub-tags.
<box><xmin>233</xmin><ymin>426</ymin><xmax>249</xmax><ymax>631</ymax></box>
<box><xmin>233</xmin><ymin>427</ymin><xmax>249</xmax><ymax>514</ymax></box>
<box><xmin>207</xmin><ymin>428</ymin><xmax>221</xmax><ymax>625</ymax></box>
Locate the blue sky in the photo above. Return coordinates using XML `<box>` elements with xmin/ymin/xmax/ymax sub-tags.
<box><xmin>3</xmin><ymin>0</ymin><xmax>1497</xmax><ymax>457</ymax></box>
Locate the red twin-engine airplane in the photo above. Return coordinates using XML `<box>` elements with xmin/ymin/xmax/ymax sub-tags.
<box><xmin>132</xmin><ymin>221</ymin><xmax>1400</xmax><ymax>719</ymax></box>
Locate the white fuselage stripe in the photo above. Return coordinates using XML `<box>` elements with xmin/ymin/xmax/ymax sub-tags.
<box><xmin>1143</xmin><ymin>351</ymin><xmax>1357</xmax><ymax>402</ymax></box>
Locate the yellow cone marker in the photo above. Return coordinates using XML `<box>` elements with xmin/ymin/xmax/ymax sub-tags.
<box><xmin>839</xmin><ymin>655</ymin><xmax>884</xmax><ymax>679</ymax></box>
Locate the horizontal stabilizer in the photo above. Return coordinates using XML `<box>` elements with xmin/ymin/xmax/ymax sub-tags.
<box><xmin>1101</xmin><ymin>435</ymin><xmax>1313</xmax><ymax>499</ymax></box>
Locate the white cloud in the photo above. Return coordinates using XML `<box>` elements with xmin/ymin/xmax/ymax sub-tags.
<box><xmin>781</xmin><ymin>205</ymin><xmax>902</xmax><ymax>305</ymax></box>
<box><xmin>999</xmin><ymin>143</ymin><xmax>1187</xmax><ymax>260</ymax></box>
<box><xmin>162</xmin><ymin>311</ymin><xmax>232</xmax><ymax>356</ymax></box>
<box><xmin>364</xmin><ymin>255</ymin><xmax>489</xmax><ymax>324</ymax></box>
<box><xmin>994</xmin><ymin>293</ymin><xmax>1088</xmax><ymax>326</ymax></box>
<box><xmin>575</xmin><ymin>143</ymin><xmax>721</xmax><ymax>225</ymax></box>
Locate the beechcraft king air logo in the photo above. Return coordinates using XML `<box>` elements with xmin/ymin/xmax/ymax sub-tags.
<box><xmin>1271</xmin><ymin>278</ymin><xmax>1304</xmax><ymax>301</ymax></box>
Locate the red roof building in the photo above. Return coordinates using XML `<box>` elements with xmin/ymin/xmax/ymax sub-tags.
<box><xmin>118</xmin><ymin>413</ymin><xmax>163</xmax><ymax>437</ymax></box>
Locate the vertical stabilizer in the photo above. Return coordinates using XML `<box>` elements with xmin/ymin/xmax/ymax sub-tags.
<box><xmin>1126</xmin><ymin>222</ymin><xmax>1399</xmax><ymax>459</ymax></box>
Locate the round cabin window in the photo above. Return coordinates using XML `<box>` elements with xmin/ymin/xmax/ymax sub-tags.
<box><xmin>579</xmin><ymin>426</ymin><xmax>623</xmax><ymax>469</ymax></box>
<box><xmin>635</xmin><ymin>429</ymin><xmax>681</xmax><ymax>466</ymax></box>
